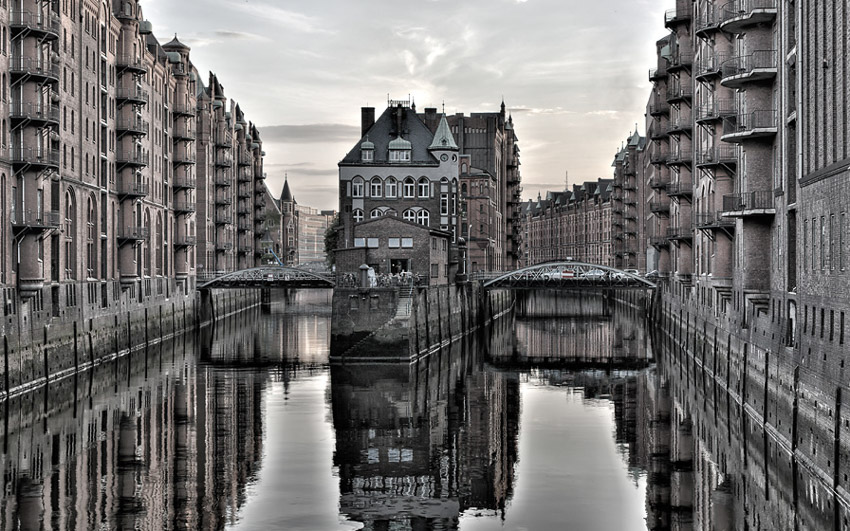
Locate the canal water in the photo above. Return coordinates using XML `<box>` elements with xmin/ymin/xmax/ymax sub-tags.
<box><xmin>0</xmin><ymin>290</ymin><xmax>657</xmax><ymax>530</ymax></box>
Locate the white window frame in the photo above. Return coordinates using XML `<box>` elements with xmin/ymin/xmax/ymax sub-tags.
<box><xmin>352</xmin><ymin>209</ymin><xmax>364</xmax><ymax>222</ymax></box>
<box><xmin>403</xmin><ymin>178</ymin><xmax>415</xmax><ymax>198</ymax></box>
<box><xmin>352</xmin><ymin>178</ymin><xmax>364</xmax><ymax>198</ymax></box>
<box><xmin>417</xmin><ymin>209</ymin><xmax>429</xmax><ymax>226</ymax></box>
<box><xmin>418</xmin><ymin>178</ymin><xmax>429</xmax><ymax>199</ymax></box>
<box><xmin>403</xmin><ymin>209</ymin><xmax>416</xmax><ymax>222</ymax></box>
<box><xmin>385</xmin><ymin>177</ymin><xmax>397</xmax><ymax>198</ymax></box>
<box><xmin>370</xmin><ymin>178</ymin><xmax>382</xmax><ymax>198</ymax></box>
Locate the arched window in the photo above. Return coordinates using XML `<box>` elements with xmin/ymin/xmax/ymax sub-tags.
<box><xmin>87</xmin><ymin>195</ymin><xmax>96</xmax><ymax>278</ymax></box>
<box><xmin>370</xmin><ymin>177</ymin><xmax>382</xmax><ymax>198</ymax></box>
<box><xmin>403</xmin><ymin>177</ymin><xmax>415</xmax><ymax>198</ymax></box>
<box><xmin>418</xmin><ymin>178</ymin><xmax>429</xmax><ymax>198</ymax></box>
<box><xmin>65</xmin><ymin>189</ymin><xmax>76</xmax><ymax>279</ymax></box>
<box><xmin>461</xmin><ymin>183</ymin><xmax>467</xmax><ymax>195</ymax></box>
<box><xmin>385</xmin><ymin>209</ymin><xmax>397</xmax><ymax>217</ymax></box>
<box><xmin>352</xmin><ymin>209</ymin><xmax>363</xmax><ymax>223</ymax></box>
<box><xmin>385</xmin><ymin>177</ymin><xmax>397</xmax><ymax>199</ymax></box>
<box><xmin>417</xmin><ymin>210</ymin><xmax>429</xmax><ymax>226</ymax></box>
<box><xmin>370</xmin><ymin>208</ymin><xmax>382</xmax><ymax>219</ymax></box>
<box><xmin>403</xmin><ymin>209</ymin><xmax>416</xmax><ymax>222</ymax></box>
<box><xmin>352</xmin><ymin>177</ymin><xmax>364</xmax><ymax>198</ymax></box>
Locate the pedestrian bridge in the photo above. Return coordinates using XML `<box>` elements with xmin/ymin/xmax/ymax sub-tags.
<box><xmin>198</xmin><ymin>266</ymin><xmax>335</xmax><ymax>289</ymax></box>
<box><xmin>479</xmin><ymin>261</ymin><xmax>656</xmax><ymax>289</ymax></box>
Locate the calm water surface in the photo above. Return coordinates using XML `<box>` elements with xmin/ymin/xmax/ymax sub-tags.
<box><xmin>0</xmin><ymin>290</ymin><xmax>653</xmax><ymax>530</ymax></box>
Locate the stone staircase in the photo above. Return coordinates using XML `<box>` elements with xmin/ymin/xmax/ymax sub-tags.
<box><xmin>394</xmin><ymin>286</ymin><xmax>414</xmax><ymax>320</ymax></box>
<box><xmin>337</xmin><ymin>285</ymin><xmax>416</xmax><ymax>360</ymax></box>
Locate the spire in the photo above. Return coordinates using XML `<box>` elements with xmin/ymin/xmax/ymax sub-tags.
<box><xmin>429</xmin><ymin>114</ymin><xmax>458</xmax><ymax>151</ymax></box>
<box><xmin>281</xmin><ymin>173</ymin><xmax>293</xmax><ymax>202</ymax></box>
<box><xmin>500</xmin><ymin>97</ymin><xmax>506</xmax><ymax>116</ymax></box>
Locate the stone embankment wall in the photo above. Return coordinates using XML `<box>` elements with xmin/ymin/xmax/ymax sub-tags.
<box><xmin>330</xmin><ymin>283</ymin><xmax>513</xmax><ymax>362</ymax></box>
<box><xmin>1</xmin><ymin>286</ymin><xmax>260</xmax><ymax>401</ymax></box>
<box><xmin>654</xmin><ymin>283</ymin><xmax>850</xmax><ymax>529</ymax></box>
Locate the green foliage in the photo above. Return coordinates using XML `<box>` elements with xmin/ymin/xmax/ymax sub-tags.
<box><xmin>324</xmin><ymin>213</ymin><xmax>341</xmax><ymax>267</ymax></box>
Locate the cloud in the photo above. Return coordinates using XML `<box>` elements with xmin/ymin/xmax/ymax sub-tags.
<box><xmin>227</xmin><ymin>2</ymin><xmax>334</xmax><ymax>35</ymax></box>
<box><xmin>259</xmin><ymin>124</ymin><xmax>361</xmax><ymax>144</ymax></box>
<box><xmin>213</xmin><ymin>30</ymin><xmax>269</xmax><ymax>42</ymax></box>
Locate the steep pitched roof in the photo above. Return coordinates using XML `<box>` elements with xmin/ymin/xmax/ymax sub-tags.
<box><xmin>429</xmin><ymin>114</ymin><xmax>458</xmax><ymax>150</ymax></box>
<box><xmin>281</xmin><ymin>178</ymin><xmax>293</xmax><ymax>202</ymax></box>
<box><xmin>340</xmin><ymin>105</ymin><xmax>439</xmax><ymax>165</ymax></box>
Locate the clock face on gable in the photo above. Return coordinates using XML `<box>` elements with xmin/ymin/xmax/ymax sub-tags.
<box><xmin>440</xmin><ymin>154</ymin><xmax>448</xmax><ymax>161</ymax></box>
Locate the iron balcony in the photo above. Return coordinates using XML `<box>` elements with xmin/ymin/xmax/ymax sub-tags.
<box><xmin>11</xmin><ymin>147</ymin><xmax>60</xmax><ymax>170</ymax></box>
<box><xmin>720</xmin><ymin>50</ymin><xmax>778</xmax><ymax>89</ymax></box>
<box><xmin>9</xmin><ymin>102</ymin><xmax>60</xmax><ymax>125</ymax></box>
<box><xmin>722</xmin><ymin>190</ymin><xmax>776</xmax><ymax>216</ymax></box>
<box><xmin>117</xmin><ymin>226</ymin><xmax>150</xmax><ymax>242</ymax></box>
<box><xmin>720</xmin><ymin>0</ymin><xmax>778</xmax><ymax>33</ymax></box>
<box><xmin>116</xmin><ymin>85</ymin><xmax>149</xmax><ymax>105</ymax></box>
<box><xmin>11</xmin><ymin>209</ymin><xmax>61</xmax><ymax>233</ymax></box>
<box><xmin>9</xmin><ymin>55</ymin><xmax>60</xmax><ymax>82</ymax></box>
<box><xmin>10</xmin><ymin>11</ymin><xmax>60</xmax><ymax>40</ymax></box>
<box><xmin>721</xmin><ymin>110</ymin><xmax>778</xmax><ymax>143</ymax></box>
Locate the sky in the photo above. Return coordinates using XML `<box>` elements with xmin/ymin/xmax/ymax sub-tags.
<box><xmin>141</xmin><ymin>0</ymin><xmax>670</xmax><ymax>211</ymax></box>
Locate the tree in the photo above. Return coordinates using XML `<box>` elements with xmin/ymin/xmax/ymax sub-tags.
<box><xmin>324</xmin><ymin>213</ymin><xmax>341</xmax><ymax>267</ymax></box>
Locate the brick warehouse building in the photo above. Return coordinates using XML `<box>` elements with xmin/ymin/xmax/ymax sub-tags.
<box><xmin>0</xmin><ymin>0</ymin><xmax>269</xmax><ymax>317</ymax></box>
<box><xmin>522</xmin><ymin>179</ymin><xmax>614</xmax><ymax>267</ymax></box>
<box><xmin>634</xmin><ymin>1</ymin><xmax>850</xmax><ymax>528</ymax></box>
<box><xmin>335</xmin><ymin>101</ymin><xmax>459</xmax><ymax>285</ymax></box>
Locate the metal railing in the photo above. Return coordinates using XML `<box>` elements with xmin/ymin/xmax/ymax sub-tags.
<box><xmin>12</xmin><ymin>209</ymin><xmax>60</xmax><ymax>229</ymax></box>
<box><xmin>116</xmin><ymin>54</ymin><xmax>145</xmax><ymax>71</ymax></box>
<box><xmin>722</xmin><ymin>110</ymin><xmax>778</xmax><ymax>137</ymax></box>
<box><xmin>649</xmin><ymin>67</ymin><xmax>668</xmax><ymax>82</ymax></box>
<box><xmin>667</xmin><ymin>112</ymin><xmax>692</xmax><ymax>132</ymax></box>
<box><xmin>216</xmin><ymin>155</ymin><xmax>233</xmax><ymax>167</ymax></box>
<box><xmin>694</xmin><ymin>212</ymin><xmax>736</xmax><ymax>228</ymax></box>
<box><xmin>172</xmin><ymin>125</ymin><xmax>195</xmax><ymax>140</ymax></box>
<box><xmin>9</xmin><ymin>56</ymin><xmax>60</xmax><ymax>79</ymax></box>
<box><xmin>216</xmin><ymin>242</ymin><xmax>233</xmax><ymax>251</ymax></box>
<box><xmin>9</xmin><ymin>102</ymin><xmax>60</xmax><ymax>123</ymax></box>
<box><xmin>720</xmin><ymin>0</ymin><xmax>778</xmax><ymax>25</ymax></box>
<box><xmin>172</xmin><ymin>176</ymin><xmax>196</xmax><ymax>189</ymax></box>
<box><xmin>10</xmin><ymin>147</ymin><xmax>60</xmax><ymax>167</ymax></box>
<box><xmin>666</xmin><ymin>84</ymin><xmax>693</xmax><ymax>101</ymax></box>
<box><xmin>697</xmin><ymin>145</ymin><xmax>738</xmax><ymax>165</ymax></box>
<box><xmin>174</xmin><ymin>202</ymin><xmax>196</xmax><ymax>213</ymax></box>
<box><xmin>665</xmin><ymin>1</ymin><xmax>693</xmax><ymax>25</ymax></box>
<box><xmin>721</xmin><ymin>50</ymin><xmax>778</xmax><ymax>79</ymax></box>
<box><xmin>668</xmin><ymin>52</ymin><xmax>694</xmax><ymax>70</ymax></box>
<box><xmin>10</xmin><ymin>11</ymin><xmax>61</xmax><ymax>36</ymax></box>
<box><xmin>116</xmin><ymin>149</ymin><xmax>149</xmax><ymax>166</ymax></box>
<box><xmin>215</xmin><ymin>175</ymin><xmax>232</xmax><ymax>187</ymax></box>
<box><xmin>116</xmin><ymin>85</ymin><xmax>149</xmax><ymax>103</ymax></box>
<box><xmin>666</xmin><ymin>225</ymin><xmax>693</xmax><ymax>239</ymax></box>
<box><xmin>172</xmin><ymin>103</ymin><xmax>195</xmax><ymax>116</ymax></box>
<box><xmin>116</xmin><ymin>116</ymin><xmax>149</xmax><ymax>135</ymax></box>
<box><xmin>722</xmin><ymin>190</ymin><xmax>774</xmax><ymax>212</ymax></box>
<box><xmin>666</xmin><ymin>182</ymin><xmax>693</xmax><ymax>196</ymax></box>
<box><xmin>650</xmin><ymin>177</ymin><xmax>671</xmax><ymax>189</ymax></box>
<box><xmin>118</xmin><ymin>226</ymin><xmax>149</xmax><ymax>240</ymax></box>
<box><xmin>696</xmin><ymin>98</ymin><xmax>736</xmax><ymax>121</ymax></box>
<box><xmin>120</xmin><ymin>181</ymin><xmax>148</xmax><ymax>197</ymax></box>
<box><xmin>175</xmin><ymin>235</ymin><xmax>197</xmax><ymax>246</ymax></box>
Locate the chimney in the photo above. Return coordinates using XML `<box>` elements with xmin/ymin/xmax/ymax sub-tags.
<box><xmin>361</xmin><ymin>107</ymin><xmax>375</xmax><ymax>137</ymax></box>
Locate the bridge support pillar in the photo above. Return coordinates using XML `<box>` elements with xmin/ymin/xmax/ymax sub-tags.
<box><xmin>261</xmin><ymin>289</ymin><xmax>271</xmax><ymax>312</ymax></box>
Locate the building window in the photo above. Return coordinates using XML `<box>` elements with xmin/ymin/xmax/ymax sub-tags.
<box><xmin>370</xmin><ymin>208</ymin><xmax>382</xmax><ymax>219</ymax></box>
<box><xmin>417</xmin><ymin>210</ymin><xmax>429</xmax><ymax>226</ymax></box>
<box><xmin>403</xmin><ymin>177</ymin><xmax>415</xmax><ymax>198</ymax></box>
<box><xmin>352</xmin><ymin>209</ymin><xmax>364</xmax><ymax>222</ymax></box>
<box><xmin>385</xmin><ymin>177</ymin><xmax>397</xmax><ymax>198</ymax></box>
<box><xmin>403</xmin><ymin>209</ymin><xmax>416</xmax><ymax>222</ymax></box>
<box><xmin>352</xmin><ymin>178</ymin><xmax>364</xmax><ymax>198</ymax></box>
<box><xmin>354</xmin><ymin>238</ymin><xmax>365</xmax><ymax>248</ymax></box>
<box><xmin>431</xmin><ymin>264</ymin><xmax>438</xmax><ymax>278</ymax></box>
<box><xmin>402</xmin><ymin>238</ymin><xmax>413</xmax><ymax>248</ymax></box>
<box><xmin>361</xmin><ymin>149</ymin><xmax>373</xmax><ymax>162</ymax></box>
<box><xmin>390</xmin><ymin>149</ymin><xmax>410</xmax><ymax>162</ymax></box>
<box><xmin>388</xmin><ymin>238</ymin><xmax>400</xmax><ymax>248</ymax></box>
<box><xmin>370</xmin><ymin>177</ymin><xmax>382</xmax><ymax>198</ymax></box>
<box><xmin>440</xmin><ymin>193</ymin><xmax>449</xmax><ymax>215</ymax></box>
<box><xmin>367</xmin><ymin>238</ymin><xmax>379</xmax><ymax>248</ymax></box>
<box><xmin>418</xmin><ymin>178</ymin><xmax>429</xmax><ymax>198</ymax></box>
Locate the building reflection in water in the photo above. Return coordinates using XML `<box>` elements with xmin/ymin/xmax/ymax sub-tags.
<box><xmin>0</xmin><ymin>291</ymin><xmax>330</xmax><ymax>530</ymax></box>
<box><xmin>330</xmin><ymin>333</ymin><xmax>521</xmax><ymax>530</ymax></box>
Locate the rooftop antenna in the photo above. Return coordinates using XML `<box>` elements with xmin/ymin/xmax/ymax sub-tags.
<box><xmin>442</xmin><ymin>100</ymin><xmax>445</xmax><ymax>114</ymax></box>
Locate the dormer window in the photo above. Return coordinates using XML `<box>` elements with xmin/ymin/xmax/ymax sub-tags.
<box><xmin>389</xmin><ymin>149</ymin><xmax>410</xmax><ymax>162</ymax></box>
<box><xmin>388</xmin><ymin>135</ymin><xmax>412</xmax><ymax>163</ymax></box>
<box><xmin>360</xmin><ymin>137</ymin><xmax>374</xmax><ymax>162</ymax></box>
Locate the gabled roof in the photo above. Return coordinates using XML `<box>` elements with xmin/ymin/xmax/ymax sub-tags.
<box><xmin>340</xmin><ymin>105</ymin><xmax>439</xmax><ymax>165</ymax></box>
